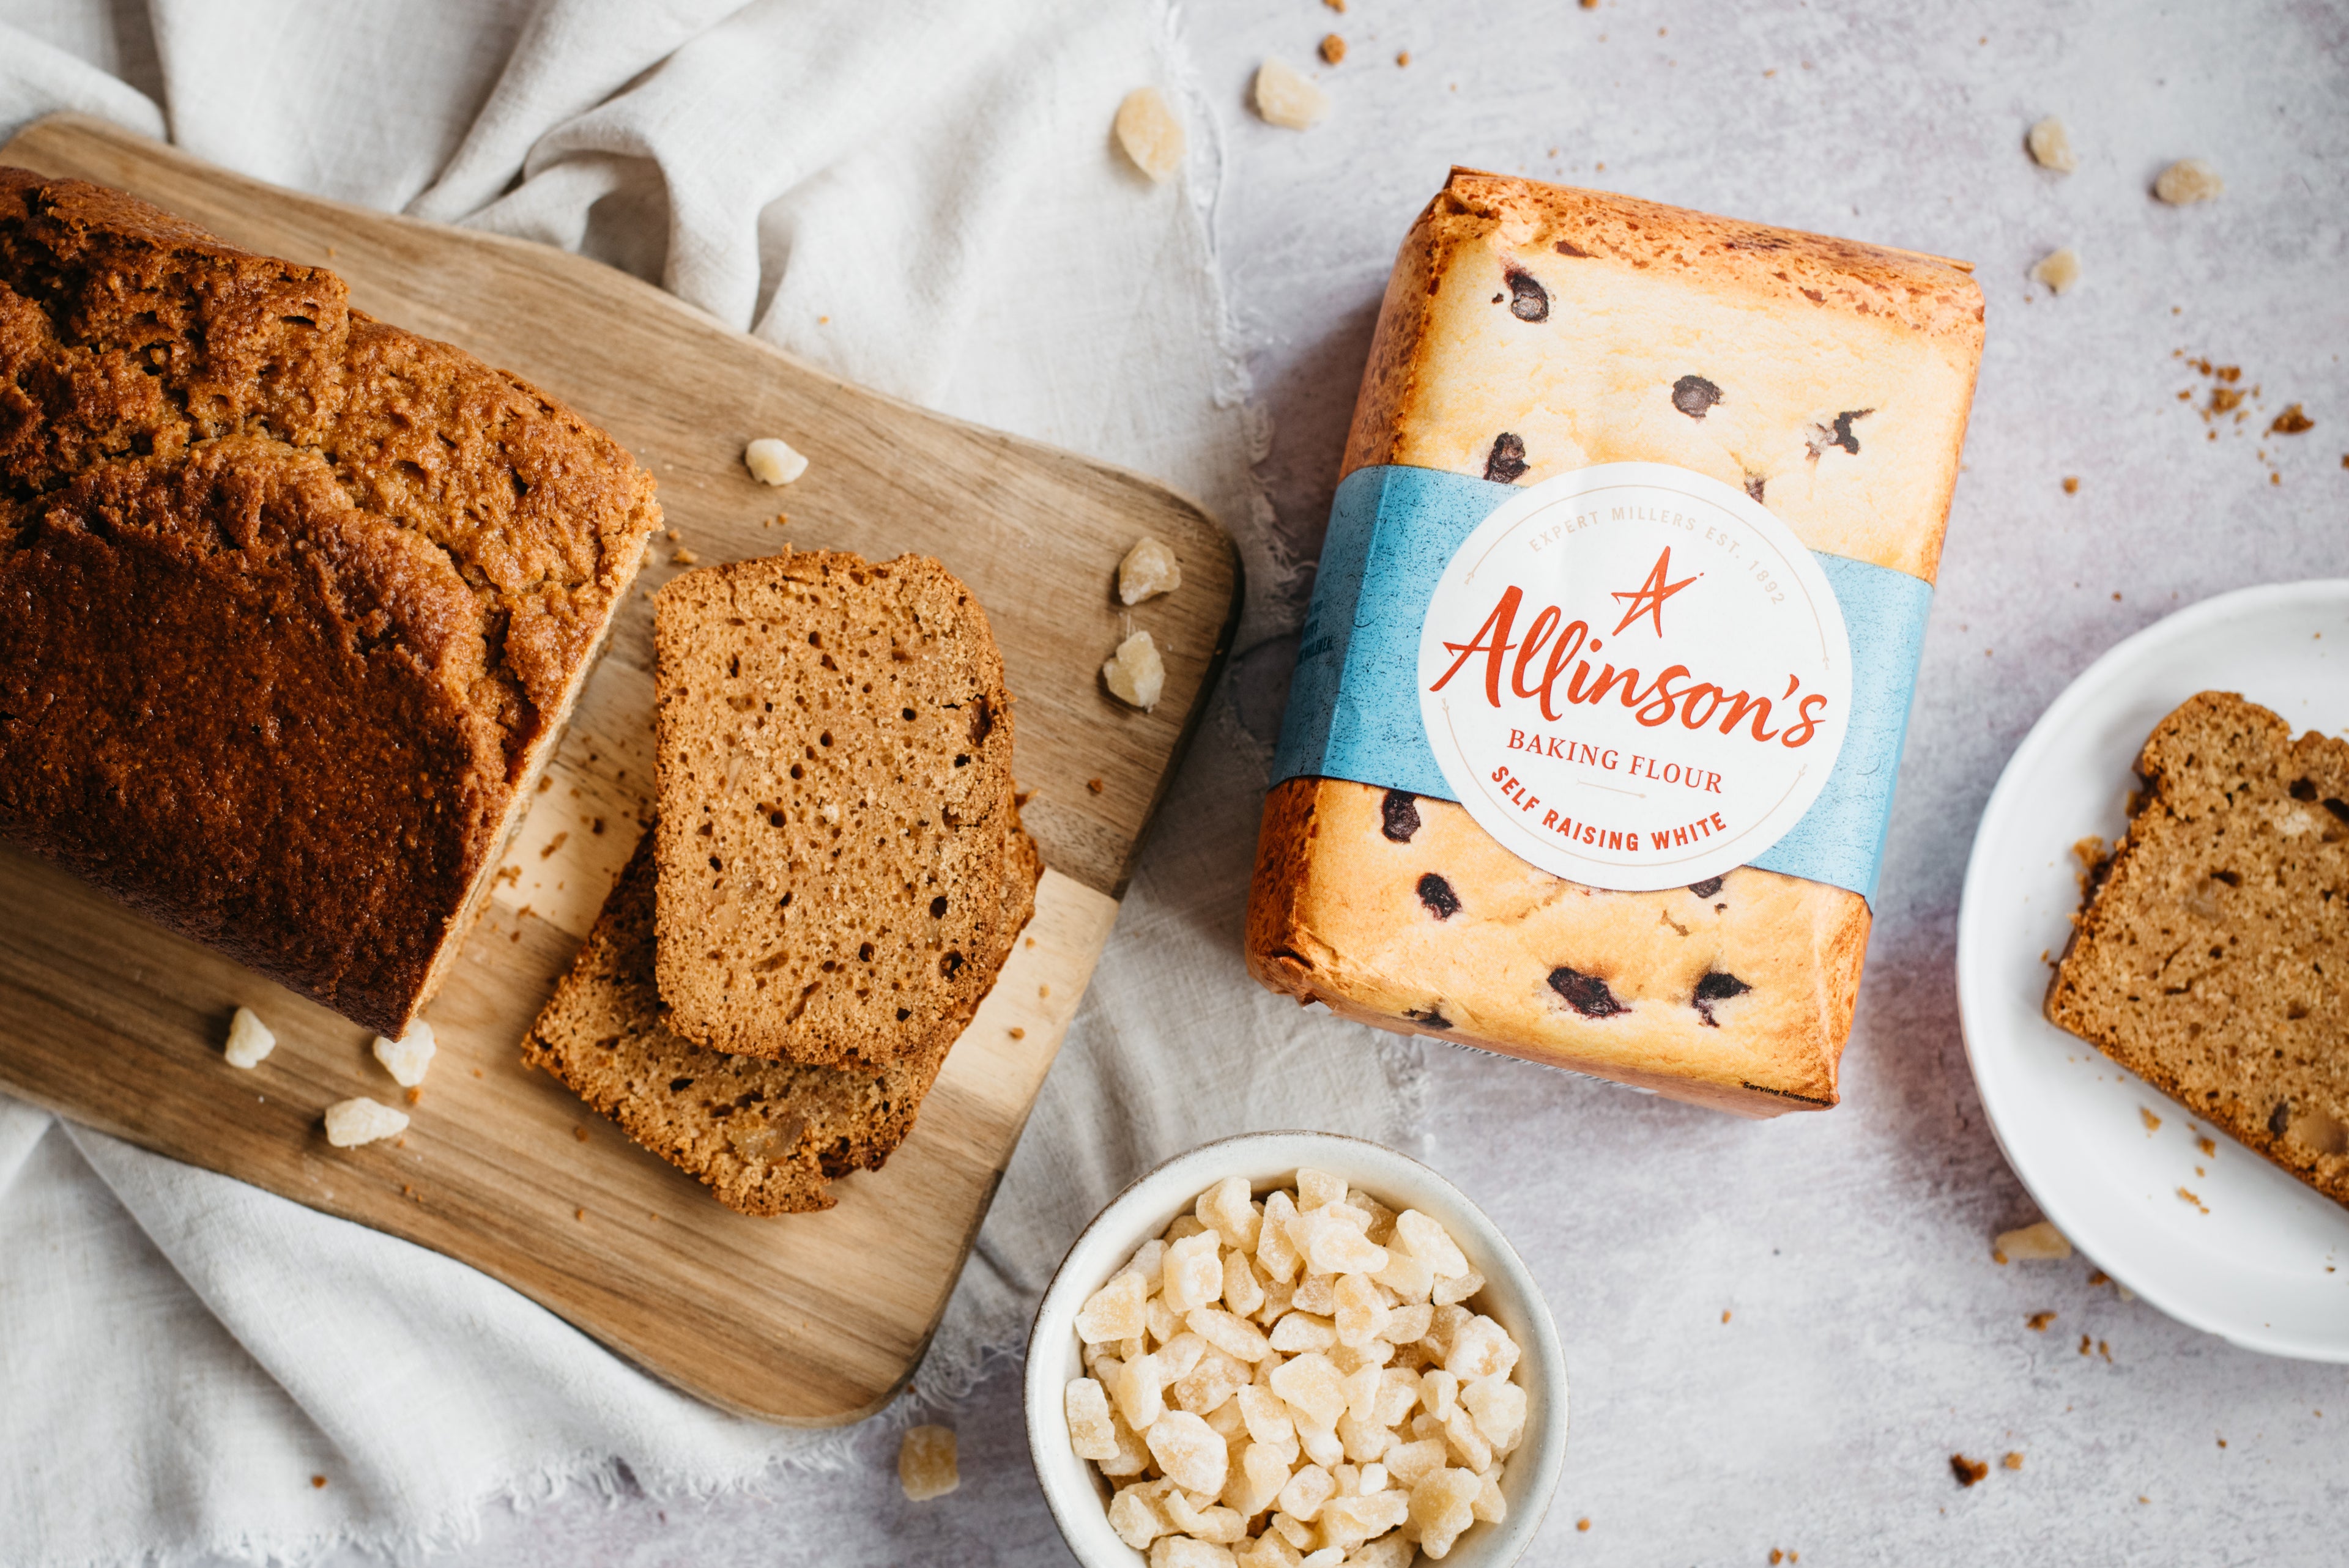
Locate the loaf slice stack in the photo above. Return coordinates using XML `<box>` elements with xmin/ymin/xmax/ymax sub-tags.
<box><xmin>0</xmin><ymin>169</ymin><xmax>659</xmax><ymax>1034</ymax></box>
<box><xmin>524</xmin><ymin>547</ymin><xmax>1037</xmax><ymax>1211</ymax></box>
<box><xmin>524</xmin><ymin>829</ymin><xmax>1037</xmax><ymax>1215</ymax></box>
<box><xmin>651</xmin><ymin>551</ymin><xmax>1025</xmax><ymax>1067</ymax></box>
<box><xmin>2046</xmin><ymin>691</ymin><xmax>2349</xmax><ymax>1208</ymax></box>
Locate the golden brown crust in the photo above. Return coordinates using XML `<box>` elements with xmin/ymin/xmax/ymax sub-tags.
<box><xmin>1342</xmin><ymin>168</ymin><xmax>1984</xmax><ymax>583</ymax></box>
<box><xmin>0</xmin><ymin>169</ymin><xmax>659</xmax><ymax>1034</ymax></box>
<box><xmin>2047</xmin><ymin>692</ymin><xmax>2349</xmax><ymax>1207</ymax></box>
<box><xmin>1249</xmin><ymin>778</ymin><xmax>1863</xmax><ymax>1116</ymax></box>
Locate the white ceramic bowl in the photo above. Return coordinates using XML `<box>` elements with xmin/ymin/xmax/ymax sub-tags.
<box><xmin>1023</xmin><ymin>1130</ymin><xmax>1568</xmax><ymax>1567</ymax></box>
<box><xmin>1957</xmin><ymin>580</ymin><xmax>2349</xmax><ymax>1359</ymax></box>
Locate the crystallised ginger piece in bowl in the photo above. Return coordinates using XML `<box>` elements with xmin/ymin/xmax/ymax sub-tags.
<box><xmin>1027</xmin><ymin>1133</ymin><xmax>1566</xmax><ymax>1567</ymax></box>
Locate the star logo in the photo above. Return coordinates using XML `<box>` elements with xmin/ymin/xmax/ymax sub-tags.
<box><xmin>1609</xmin><ymin>547</ymin><xmax>1701</xmax><ymax>637</ymax></box>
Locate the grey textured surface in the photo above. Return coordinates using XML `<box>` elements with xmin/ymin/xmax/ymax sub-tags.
<box><xmin>293</xmin><ymin>0</ymin><xmax>2349</xmax><ymax>1562</ymax></box>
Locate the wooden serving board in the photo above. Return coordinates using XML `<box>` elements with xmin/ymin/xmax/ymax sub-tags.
<box><xmin>0</xmin><ymin>115</ymin><xmax>1240</xmax><ymax>1423</ymax></box>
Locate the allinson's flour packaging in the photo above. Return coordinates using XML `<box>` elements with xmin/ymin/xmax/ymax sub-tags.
<box><xmin>1245</xmin><ymin>170</ymin><xmax>1985</xmax><ymax>1115</ymax></box>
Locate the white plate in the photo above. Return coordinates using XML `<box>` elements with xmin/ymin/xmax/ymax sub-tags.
<box><xmin>1956</xmin><ymin>580</ymin><xmax>2349</xmax><ymax>1361</ymax></box>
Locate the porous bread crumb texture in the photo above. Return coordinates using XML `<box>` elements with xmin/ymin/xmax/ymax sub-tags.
<box><xmin>522</xmin><ymin>830</ymin><xmax>1037</xmax><ymax>1215</ymax></box>
<box><xmin>1115</xmin><ymin>87</ymin><xmax>1187</xmax><ymax>183</ymax></box>
<box><xmin>1068</xmin><ymin>1169</ymin><xmax>1526</xmax><ymax>1564</ymax></box>
<box><xmin>1254</xmin><ymin>59</ymin><xmax>1331</xmax><ymax>131</ymax></box>
<box><xmin>0</xmin><ymin>170</ymin><xmax>660</xmax><ymax>1035</ymax></box>
<box><xmin>653</xmin><ymin>551</ymin><xmax>1022</xmax><ymax>1067</ymax></box>
<box><xmin>1246</xmin><ymin>778</ymin><xmax>1863</xmax><ymax>1117</ymax></box>
<box><xmin>2047</xmin><ymin>692</ymin><xmax>2349</xmax><ymax>1208</ymax></box>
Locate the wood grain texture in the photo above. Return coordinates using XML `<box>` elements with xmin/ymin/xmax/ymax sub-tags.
<box><xmin>0</xmin><ymin>115</ymin><xmax>1233</xmax><ymax>1422</ymax></box>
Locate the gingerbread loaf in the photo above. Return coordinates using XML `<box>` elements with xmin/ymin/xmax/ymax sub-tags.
<box><xmin>0</xmin><ymin>170</ymin><xmax>659</xmax><ymax>1034</ymax></box>
<box><xmin>1247</xmin><ymin>171</ymin><xmax>1984</xmax><ymax>1115</ymax></box>
<box><xmin>652</xmin><ymin>551</ymin><xmax>1023</xmax><ymax>1067</ymax></box>
<box><xmin>525</xmin><ymin>827</ymin><xmax>1039</xmax><ymax>1215</ymax></box>
<box><xmin>2047</xmin><ymin>692</ymin><xmax>2349</xmax><ymax>1207</ymax></box>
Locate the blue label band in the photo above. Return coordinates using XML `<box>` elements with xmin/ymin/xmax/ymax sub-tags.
<box><xmin>1271</xmin><ymin>464</ymin><xmax>1931</xmax><ymax>904</ymax></box>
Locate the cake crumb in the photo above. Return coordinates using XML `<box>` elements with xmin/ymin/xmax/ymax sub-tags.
<box><xmin>575</xmin><ymin>1207</ymin><xmax>586</xmax><ymax>1221</ymax></box>
<box><xmin>574</xmin><ymin>1125</ymin><xmax>590</xmax><ymax>1143</ymax></box>
<box><xmin>899</xmin><ymin>1425</ymin><xmax>960</xmax><ymax>1500</ymax></box>
<box><xmin>1086</xmin><ymin>777</ymin><xmax>1104</xmax><ymax>793</ymax></box>
<box><xmin>1721</xmin><ymin>1309</ymin><xmax>1732</xmax><ymax>1323</ymax></box>
<box><xmin>2026</xmin><ymin>1311</ymin><xmax>2055</xmax><ymax>1331</ymax></box>
<box><xmin>2140</xmin><ymin>1106</ymin><xmax>2162</xmax><ymax>1132</ymax></box>
<box><xmin>1319</xmin><ymin>34</ymin><xmax>1346</xmax><ymax>65</ymax></box>
<box><xmin>2003</xmin><ymin>1451</ymin><xmax>2024</xmax><ymax>1470</ymax></box>
<box><xmin>2269</xmin><ymin>404</ymin><xmax>2314</xmax><ymax>435</ymax></box>
<box><xmin>1396</xmin><ymin>50</ymin><xmax>1411</xmax><ymax>67</ymax></box>
<box><xmin>671</xmin><ymin>548</ymin><xmax>699</xmax><ymax>566</ymax></box>
<box><xmin>1008</xmin><ymin>1026</ymin><xmax>1025</xmax><ymax>1040</ymax></box>
<box><xmin>2061</xmin><ymin>475</ymin><xmax>2080</xmax><ymax>494</ymax></box>
<box><xmin>1577</xmin><ymin>1518</ymin><xmax>1591</xmax><ymax>1531</ymax></box>
<box><xmin>1950</xmin><ymin>1454</ymin><xmax>1989</xmax><ymax>1487</ymax></box>
<box><xmin>2177</xmin><ymin>1185</ymin><xmax>2208</xmax><ymax>1213</ymax></box>
<box><xmin>2197</xmin><ymin>1135</ymin><xmax>2216</xmax><ymax>1156</ymax></box>
<box><xmin>311</xmin><ymin>1475</ymin><xmax>327</xmax><ymax>1488</ymax></box>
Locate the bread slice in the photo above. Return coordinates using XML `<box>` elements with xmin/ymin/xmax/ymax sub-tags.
<box><xmin>2047</xmin><ymin>691</ymin><xmax>2349</xmax><ymax>1207</ymax></box>
<box><xmin>0</xmin><ymin>169</ymin><xmax>658</xmax><ymax>1034</ymax></box>
<box><xmin>525</xmin><ymin>827</ymin><xmax>1039</xmax><ymax>1215</ymax></box>
<box><xmin>652</xmin><ymin>550</ymin><xmax>1020</xmax><ymax>1065</ymax></box>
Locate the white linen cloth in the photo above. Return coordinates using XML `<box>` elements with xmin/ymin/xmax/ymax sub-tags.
<box><xmin>0</xmin><ymin>3</ymin><xmax>1420</xmax><ymax>1562</ymax></box>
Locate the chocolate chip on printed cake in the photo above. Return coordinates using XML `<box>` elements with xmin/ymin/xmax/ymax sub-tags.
<box><xmin>1381</xmin><ymin>789</ymin><xmax>1422</xmax><ymax>842</ymax></box>
<box><xmin>1670</xmin><ymin>374</ymin><xmax>1723</xmax><ymax>420</ymax></box>
<box><xmin>1505</xmin><ymin>267</ymin><xmax>1550</xmax><ymax>322</ymax></box>
<box><xmin>1548</xmin><ymin>965</ymin><xmax>1627</xmax><ymax>1018</ymax></box>
<box><xmin>1417</xmin><ymin>871</ymin><xmax>1462</xmax><ymax>919</ymax></box>
<box><xmin>1692</xmin><ymin>970</ymin><xmax>1752</xmax><ymax>1027</ymax></box>
<box><xmin>1406</xmin><ymin>1005</ymin><xmax>1453</xmax><ymax>1030</ymax></box>
<box><xmin>1743</xmin><ymin>474</ymin><xmax>1767</xmax><ymax>503</ymax></box>
<box><xmin>1806</xmin><ymin>409</ymin><xmax>1873</xmax><ymax>459</ymax></box>
<box><xmin>1485</xmin><ymin>432</ymin><xmax>1529</xmax><ymax>483</ymax></box>
<box><xmin>1687</xmin><ymin>877</ymin><xmax>1724</xmax><ymax>899</ymax></box>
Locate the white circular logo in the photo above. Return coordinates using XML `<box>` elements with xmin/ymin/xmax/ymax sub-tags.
<box><xmin>1416</xmin><ymin>462</ymin><xmax>1851</xmax><ymax>892</ymax></box>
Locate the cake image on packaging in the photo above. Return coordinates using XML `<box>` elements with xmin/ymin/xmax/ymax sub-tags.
<box><xmin>2046</xmin><ymin>691</ymin><xmax>2349</xmax><ymax>1208</ymax></box>
<box><xmin>0</xmin><ymin>170</ymin><xmax>660</xmax><ymax>1036</ymax></box>
<box><xmin>1246</xmin><ymin>169</ymin><xmax>1985</xmax><ymax>1115</ymax></box>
